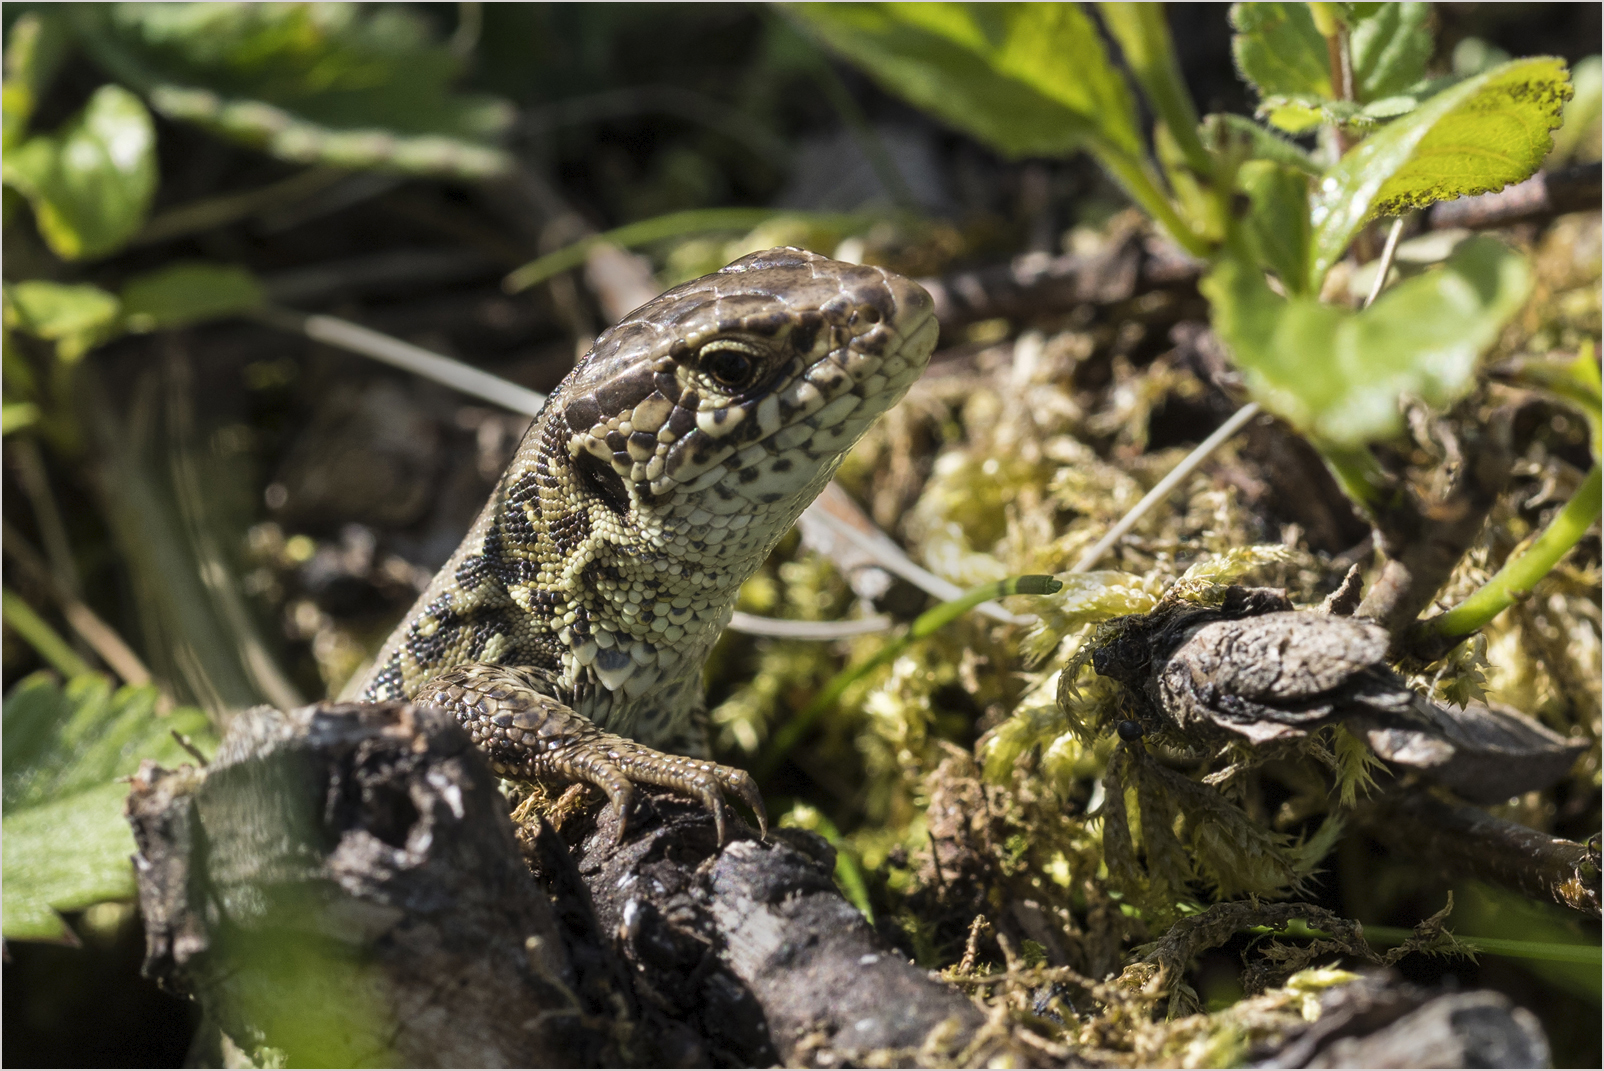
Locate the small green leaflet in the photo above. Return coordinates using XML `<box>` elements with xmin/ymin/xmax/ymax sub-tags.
<box><xmin>1</xmin><ymin>84</ymin><xmax>157</xmax><ymax>261</ymax></box>
<box><xmin>3</xmin><ymin>672</ymin><xmax>217</xmax><ymax>941</ymax></box>
<box><xmin>1205</xmin><ymin>236</ymin><xmax>1531</xmax><ymax>448</ymax></box>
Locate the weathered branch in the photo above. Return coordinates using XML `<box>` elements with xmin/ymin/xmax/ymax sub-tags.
<box><xmin>1357</xmin><ymin>789</ymin><xmax>1601</xmax><ymax>918</ymax></box>
<box><xmin>1355</xmin><ymin>410</ymin><xmax>1513</xmax><ymax>647</ymax></box>
<box><xmin>1424</xmin><ymin>162</ymin><xmax>1601</xmax><ymax>232</ymax></box>
<box><xmin>551</xmin><ymin>789</ymin><xmax>1029</xmax><ymax>1068</ymax></box>
<box><xmin>128</xmin><ymin>701</ymin><xmax>597</xmax><ymax>1066</ymax></box>
<box><xmin>920</xmin><ymin>166</ymin><xmax>1600</xmax><ymax>331</ymax></box>
<box><xmin>128</xmin><ymin>700</ymin><xmax>1035</xmax><ymax>1067</ymax></box>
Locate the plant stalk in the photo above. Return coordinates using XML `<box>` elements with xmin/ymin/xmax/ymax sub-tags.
<box><xmin>1424</xmin><ymin>463</ymin><xmax>1601</xmax><ymax>640</ymax></box>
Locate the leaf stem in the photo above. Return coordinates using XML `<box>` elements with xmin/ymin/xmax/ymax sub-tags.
<box><xmin>1318</xmin><ymin>442</ymin><xmax>1398</xmax><ymax>517</ymax></box>
<box><xmin>1096</xmin><ymin>3</ymin><xmax>1212</xmax><ymax>176</ymax></box>
<box><xmin>1424</xmin><ymin>463</ymin><xmax>1601</xmax><ymax>640</ymax></box>
<box><xmin>2</xmin><ymin>587</ymin><xmax>95</xmax><ymax>679</ymax></box>
<box><xmin>1092</xmin><ymin>142</ymin><xmax>1211</xmax><ymax>259</ymax></box>
<box><xmin>754</xmin><ymin>575</ymin><xmax>1062</xmax><ymax>779</ymax></box>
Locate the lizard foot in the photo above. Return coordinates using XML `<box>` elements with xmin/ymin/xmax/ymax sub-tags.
<box><xmin>416</xmin><ymin>664</ymin><xmax>766</xmax><ymax>844</ymax></box>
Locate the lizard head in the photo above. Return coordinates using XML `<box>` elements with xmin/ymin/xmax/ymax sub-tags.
<box><xmin>558</xmin><ymin>247</ymin><xmax>937</xmax><ymax>568</ymax></box>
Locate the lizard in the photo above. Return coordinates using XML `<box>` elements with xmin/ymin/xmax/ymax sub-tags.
<box><xmin>348</xmin><ymin>247</ymin><xmax>938</xmax><ymax>842</ymax></box>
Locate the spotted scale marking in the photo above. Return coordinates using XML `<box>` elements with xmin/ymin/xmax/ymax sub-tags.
<box><xmin>351</xmin><ymin>248</ymin><xmax>937</xmax><ymax>837</ymax></box>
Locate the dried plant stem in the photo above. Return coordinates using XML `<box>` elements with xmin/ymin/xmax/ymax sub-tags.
<box><xmin>252</xmin><ymin>306</ymin><xmax>550</xmax><ymax>416</ymax></box>
<box><xmin>1073</xmin><ymin>402</ymin><xmax>1262</xmax><ymax>572</ymax></box>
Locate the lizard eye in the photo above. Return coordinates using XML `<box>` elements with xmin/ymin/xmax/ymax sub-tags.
<box><xmin>697</xmin><ymin>340</ymin><xmax>761</xmax><ymax>390</ymax></box>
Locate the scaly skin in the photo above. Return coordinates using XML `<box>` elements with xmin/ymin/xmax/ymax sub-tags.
<box><xmin>351</xmin><ymin>248</ymin><xmax>937</xmax><ymax>838</ymax></box>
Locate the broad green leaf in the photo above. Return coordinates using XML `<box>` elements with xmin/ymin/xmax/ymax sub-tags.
<box><xmin>1231</xmin><ymin>2</ymin><xmax>1331</xmax><ymax>101</ymax></box>
<box><xmin>1348</xmin><ymin>3</ymin><xmax>1431</xmax><ymax>101</ymax></box>
<box><xmin>1238</xmin><ymin>161</ymin><xmax>1312</xmax><ymax>293</ymax></box>
<box><xmin>3</xmin><ymin>781</ymin><xmax>142</xmax><ymax>940</ymax></box>
<box><xmin>2</xmin><ymin>11</ymin><xmax>73</xmax><ymax>152</ymax></box>
<box><xmin>1308</xmin><ymin>57</ymin><xmax>1572</xmax><ymax>290</ymax></box>
<box><xmin>2</xmin><ymin>280</ymin><xmax>122</xmax><ymax>362</ymax></box>
<box><xmin>789</xmin><ymin>2</ymin><xmax>1142</xmax><ymax>160</ymax></box>
<box><xmin>68</xmin><ymin>3</ymin><xmax>512</xmax><ymax>179</ymax></box>
<box><xmin>1</xmin><ymin>83</ymin><xmax>156</xmax><ymax>260</ymax></box>
<box><xmin>1205</xmin><ymin>236</ymin><xmax>1531</xmax><ymax>447</ymax></box>
<box><xmin>121</xmin><ymin>261</ymin><xmax>265</xmax><ymax>331</ymax></box>
<box><xmin>2</xmin><ymin>671</ymin><xmax>216</xmax><ymax>941</ymax></box>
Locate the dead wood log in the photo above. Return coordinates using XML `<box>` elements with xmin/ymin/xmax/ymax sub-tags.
<box><xmin>1258</xmin><ymin>971</ymin><xmax>1552</xmax><ymax>1069</ymax></box>
<box><xmin>127</xmin><ymin>700</ymin><xmax>1035</xmax><ymax>1067</ymax></box>
<box><xmin>1357</xmin><ymin>790</ymin><xmax>1601</xmax><ymax>919</ymax></box>
<box><xmin>127</xmin><ymin>701</ymin><xmax>601</xmax><ymax>1067</ymax></box>
<box><xmin>546</xmin><ymin>789</ymin><xmax>1031</xmax><ymax>1068</ymax></box>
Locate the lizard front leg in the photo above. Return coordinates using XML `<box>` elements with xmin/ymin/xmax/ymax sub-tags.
<box><xmin>415</xmin><ymin>663</ymin><xmax>766</xmax><ymax>844</ymax></box>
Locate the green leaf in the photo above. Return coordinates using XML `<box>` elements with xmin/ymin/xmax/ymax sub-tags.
<box><xmin>1205</xmin><ymin>236</ymin><xmax>1531</xmax><ymax>447</ymax></box>
<box><xmin>1257</xmin><ymin>94</ymin><xmax>1376</xmax><ymax>135</ymax></box>
<box><xmin>3</xmin><ymin>781</ymin><xmax>141</xmax><ymax>940</ymax></box>
<box><xmin>1</xmin><ymin>83</ymin><xmax>157</xmax><ymax>260</ymax></box>
<box><xmin>1231</xmin><ymin>2</ymin><xmax>1332</xmax><ymax>101</ymax></box>
<box><xmin>2</xmin><ymin>671</ymin><xmax>217</xmax><ymax>941</ymax></box>
<box><xmin>1098</xmin><ymin>3</ymin><xmax>1208</xmax><ymax>173</ymax></box>
<box><xmin>789</xmin><ymin>2</ymin><xmax>1142</xmax><ymax>160</ymax></box>
<box><xmin>121</xmin><ymin>261</ymin><xmax>264</xmax><ymax>331</ymax></box>
<box><xmin>1348</xmin><ymin>2</ymin><xmax>1431</xmax><ymax>101</ymax></box>
<box><xmin>2</xmin><ymin>401</ymin><xmax>41</xmax><ymax>435</ymax></box>
<box><xmin>1550</xmin><ymin>54</ymin><xmax>1601</xmax><ymax>165</ymax></box>
<box><xmin>69</xmin><ymin>3</ymin><xmax>512</xmax><ymax>180</ymax></box>
<box><xmin>1308</xmin><ymin>57</ymin><xmax>1573</xmax><ymax>290</ymax></box>
<box><xmin>1238</xmin><ymin>160</ymin><xmax>1313</xmax><ymax>293</ymax></box>
<box><xmin>2</xmin><ymin>280</ymin><xmax>123</xmax><ymax>362</ymax></box>
<box><xmin>2</xmin><ymin>10</ymin><xmax>73</xmax><ymax>152</ymax></box>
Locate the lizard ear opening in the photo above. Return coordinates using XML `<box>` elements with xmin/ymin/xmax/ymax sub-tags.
<box><xmin>575</xmin><ymin>450</ymin><xmax>630</xmax><ymax>515</ymax></box>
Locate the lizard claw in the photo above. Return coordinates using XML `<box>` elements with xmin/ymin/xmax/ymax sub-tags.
<box><xmin>420</xmin><ymin>664</ymin><xmax>767</xmax><ymax>845</ymax></box>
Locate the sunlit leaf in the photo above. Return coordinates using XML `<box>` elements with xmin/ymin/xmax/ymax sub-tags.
<box><xmin>2</xmin><ymin>10</ymin><xmax>73</xmax><ymax>153</ymax></box>
<box><xmin>1308</xmin><ymin>57</ymin><xmax>1572</xmax><ymax>288</ymax></box>
<box><xmin>2</xmin><ymin>401</ymin><xmax>41</xmax><ymax>435</ymax></box>
<box><xmin>2</xmin><ymin>280</ymin><xmax>123</xmax><ymax>362</ymax></box>
<box><xmin>2</xmin><ymin>671</ymin><xmax>217</xmax><ymax>941</ymax></box>
<box><xmin>121</xmin><ymin>261</ymin><xmax>265</xmax><ymax>331</ymax></box>
<box><xmin>1205</xmin><ymin>236</ymin><xmax>1531</xmax><ymax>447</ymax></box>
<box><xmin>1238</xmin><ymin>160</ymin><xmax>1312</xmax><ymax>292</ymax></box>
<box><xmin>1230</xmin><ymin>2</ymin><xmax>1331</xmax><ymax>101</ymax></box>
<box><xmin>1</xmin><ymin>84</ymin><xmax>156</xmax><ymax>260</ymax></box>
<box><xmin>69</xmin><ymin>3</ymin><xmax>512</xmax><ymax>179</ymax></box>
<box><xmin>790</xmin><ymin>2</ymin><xmax>1142</xmax><ymax>160</ymax></box>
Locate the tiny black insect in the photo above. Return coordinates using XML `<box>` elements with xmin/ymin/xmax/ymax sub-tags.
<box><xmin>1116</xmin><ymin>719</ymin><xmax>1144</xmax><ymax>742</ymax></box>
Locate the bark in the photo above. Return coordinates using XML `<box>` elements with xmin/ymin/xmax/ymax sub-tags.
<box><xmin>1259</xmin><ymin>972</ymin><xmax>1552</xmax><ymax>1069</ymax></box>
<box><xmin>1424</xmin><ymin>162</ymin><xmax>1601</xmax><ymax>232</ymax></box>
<box><xmin>1355</xmin><ymin>413</ymin><xmax>1513</xmax><ymax>647</ymax></box>
<box><xmin>919</xmin><ymin>166</ymin><xmax>1600</xmax><ymax>332</ymax></box>
<box><xmin>127</xmin><ymin>700</ymin><xmax>1034</xmax><ymax>1068</ymax></box>
<box><xmin>1357</xmin><ymin>790</ymin><xmax>1601</xmax><ymax>918</ymax></box>
<box><xmin>543</xmin><ymin>788</ymin><xmax>1027</xmax><ymax>1068</ymax></box>
<box><xmin>127</xmin><ymin>701</ymin><xmax>596</xmax><ymax>1067</ymax></box>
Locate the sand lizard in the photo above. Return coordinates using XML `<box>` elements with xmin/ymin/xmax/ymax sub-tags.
<box><xmin>350</xmin><ymin>248</ymin><xmax>937</xmax><ymax>840</ymax></box>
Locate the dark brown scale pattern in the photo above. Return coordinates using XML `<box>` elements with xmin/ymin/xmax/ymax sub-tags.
<box><xmin>351</xmin><ymin>249</ymin><xmax>936</xmax><ymax>839</ymax></box>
